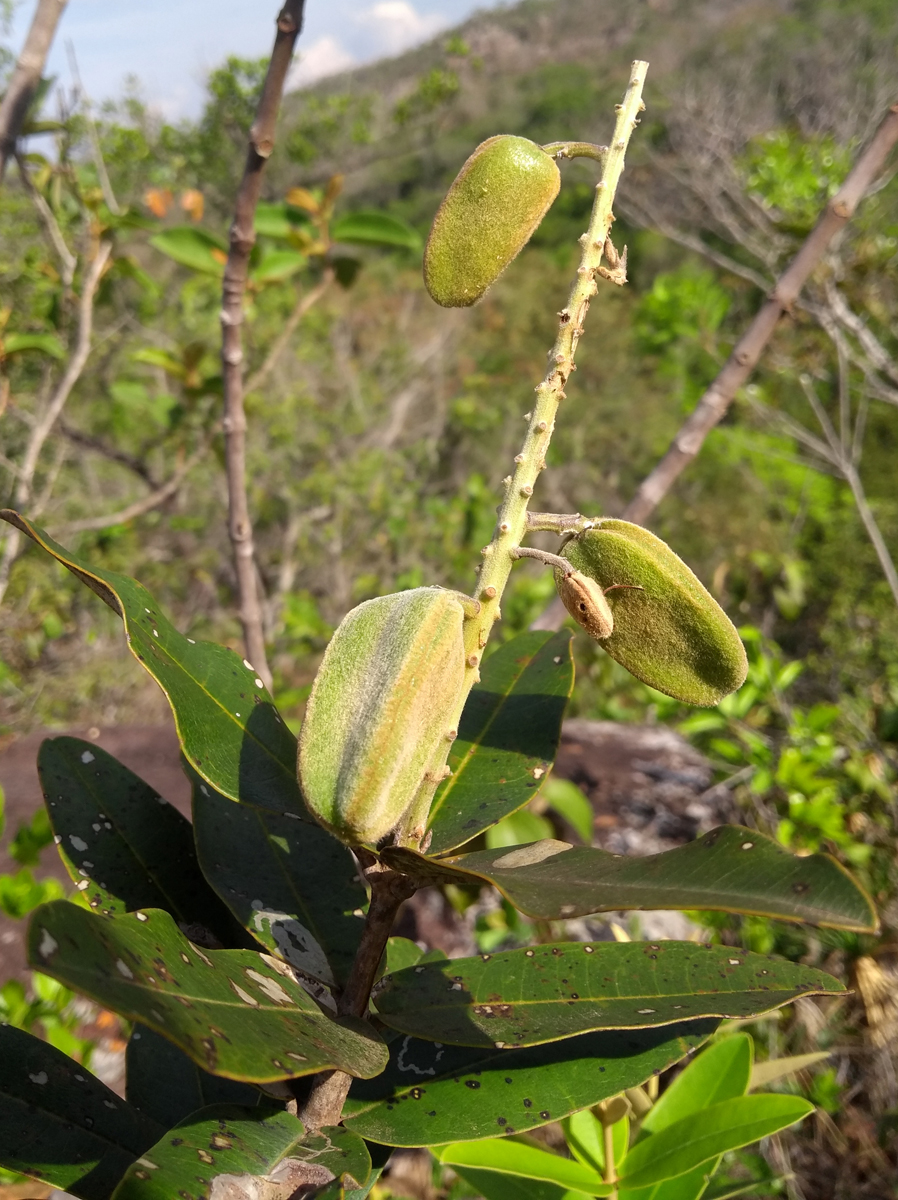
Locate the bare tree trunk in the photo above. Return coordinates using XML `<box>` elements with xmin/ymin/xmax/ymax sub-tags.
<box><xmin>0</xmin><ymin>0</ymin><xmax>68</xmax><ymax>182</ymax></box>
<box><xmin>220</xmin><ymin>0</ymin><xmax>306</xmax><ymax>691</ymax></box>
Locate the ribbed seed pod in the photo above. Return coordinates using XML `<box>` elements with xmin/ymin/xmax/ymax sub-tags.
<box><xmin>556</xmin><ymin>520</ymin><xmax>748</xmax><ymax>707</ymax></box>
<box><xmin>297</xmin><ymin>588</ymin><xmax>468</xmax><ymax>846</ymax></box>
<box><xmin>424</xmin><ymin>135</ymin><xmax>561</xmax><ymax>308</ymax></box>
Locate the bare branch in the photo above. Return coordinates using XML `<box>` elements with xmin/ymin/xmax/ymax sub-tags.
<box><xmin>15</xmin><ymin>152</ymin><xmax>77</xmax><ymax>284</ymax></box>
<box><xmin>0</xmin><ymin>239</ymin><xmax>112</xmax><ymax>605</ymax></box>
<box><xmin>64</xmin><ymin>40</ymin><xmax>121</xmax><ymax>215</ymax></box>
<box><xmin>823</xmin><ymin>278</ymin><xmax>898</xmax><ymax>386</ymax></box>
<box><xmin>623</xmin><ymin>98</ymin><xmax>898</xmax><ymax>527</ymax></box>
<box><xmin>62</xmin><ymin>441</ymin><xmax>209</xmax><ymax>533</ymax></box>
<box><xmin>220</xmin><ymin>0</ymin><xmax>306</xmax><ymax>691</ymax></box>
<box><xmin>57</xmin><ymin>416</ymin><xmax>159</xmax><ymax>487</ymax></box>
<box><xmin>0</xmin><ymin>0</ymin><xmax>68</xmax><ymax>182</ymax></box>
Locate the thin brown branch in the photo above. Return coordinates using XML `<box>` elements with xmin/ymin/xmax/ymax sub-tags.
<box><xmin>0</xmin><ymin>0</ymin><xmax>68</xmax><ymax>182</ymax></box>
<box><xmin>823</xmin><ymin>278</ymin><xmax>898</xmax><ymax>387</ymax></box>
<box><xmin>623</xmin><ymin>98</ymin><xmax>898</xmax><ymax>527</ymax></box>
<box><xmin>62</xmin><ymin>441</ymin><xmax>209</xmax><ymax>533</ymax></box>
<box><xmin>0</xmin><ymin>239</ymin><xmax>111</xmax><ymax>605</ymax></box>
<box><xmin>57</xmin><ymin>416</ymin><xmax>159</xmax><ymax>487</ymax></box>
<box><xmin>244</xmin><ymin>268</ymin><xmax>332</xmax><ymax>394</ymax></box>
<box><xmin>221</xmin><ymin>0</ymin><xmax>306</xmax><ymax>691</ymax></box>
<box><xmin>15</xmin><ymin>152</ymin><xmax>77</xmax><ymax>284</ymax></box>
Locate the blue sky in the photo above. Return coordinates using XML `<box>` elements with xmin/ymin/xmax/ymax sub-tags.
<box><xmin>6</xmin><ymin>0</ymin><xmax>504</xmax><ymax>118</ymax></box>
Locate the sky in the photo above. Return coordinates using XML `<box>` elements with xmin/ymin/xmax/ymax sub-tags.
<box><xmin>5</xmin><ymin>0</ymin><xmax>504</xmax><ymax>119</ymax></box>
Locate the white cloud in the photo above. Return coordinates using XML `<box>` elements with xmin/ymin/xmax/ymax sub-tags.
<box><xmin>356</xmin><ymin>1</ymin><xmax>448</xmax><ymax>55</ymax></box>
<box><xmin>288</xmin><ymin>34</ymin><xmax>357</xmax><ymax>89</ymax></box>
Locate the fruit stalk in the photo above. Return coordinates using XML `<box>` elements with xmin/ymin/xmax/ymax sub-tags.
<box><xmin>462</xmin><ymin>60</ymin><xmax>649</xmax><ymax>679</ymax></box>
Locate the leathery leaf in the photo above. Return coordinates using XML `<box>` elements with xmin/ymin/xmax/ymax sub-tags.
<box><xmin>557</xmin><ymin>520</ymin><xmax>748</xmax><ymax>706</ymax></box>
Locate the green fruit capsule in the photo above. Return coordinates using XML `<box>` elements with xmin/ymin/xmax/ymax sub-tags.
<box><xmin>424</xmin><ymin>135</ymin><xmax>561</xmax><ymax>307</ymax></box>
<box><xmin>556</xmin><ymin>520</ymin><xmax>748</xmax><ymax>707</ymax></box>
<box><xmin>297</xmin><ymin>587</ymin><xmax>468</xmax><ymax>846</ymax></box>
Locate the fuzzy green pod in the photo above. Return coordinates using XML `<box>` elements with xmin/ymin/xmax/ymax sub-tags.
<box><xmin>424</xmin><ymin>135</ymin><xmax>561</xmax><ymax>307</ymax></box>
<box><xmin>556</xmin><ymin>520</ymin><xmax>748</xmax><ymax>707</ymax></box>
<box><xmin>297</xmin><ymin>587</ymin><xmax>468</xmax><ymax>846</ymax></box>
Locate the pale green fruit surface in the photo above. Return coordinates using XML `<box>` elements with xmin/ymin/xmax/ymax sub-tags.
<box><xmin>424</xmin><ymin>135</ymin><xmax>561</xmax><ymax>307</ymax></box>
<box><xmin>298</xmin><ymin>587</ymin><xmax>467</xmax><ymax>846</ymax></box>
<box><xmin>557</xmin><ymin>520</ymin><xmax>748</xmax><ymax>707</ymax></box>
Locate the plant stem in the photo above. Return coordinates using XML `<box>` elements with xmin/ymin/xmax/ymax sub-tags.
<box><xmin>462</xmin><ymin>61</ymin><xmax>649</xmax><ymax>675</ymax></box>
<box><xmin>221</xmin><ymin>0</ymin><xmax>306</xmax><ymax>692</ymax></box>
<box><xmin>542</xmin><ymin>140</ymin><xmax>609</xmax><ymax>163</ymax></box>
<box><xmin>0</xmin><ymin>0</ymin><xmax>68</xmax><ymax>183</ymax></box>
<box><xmin>300</xmin><ymin>859</ymin><xmax>415</xmax><ymax>1130</ymax></box>
<box><xmin>604</xmin><ymin>1120</ymin><xmax>618</xmax><ymax>1198</ymax></box>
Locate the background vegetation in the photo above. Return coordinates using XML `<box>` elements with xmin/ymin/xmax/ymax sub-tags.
<box><xmin>1</xmin><ymin>0</ymin><xmax>897</xmax><ymax>1195</ymax></box>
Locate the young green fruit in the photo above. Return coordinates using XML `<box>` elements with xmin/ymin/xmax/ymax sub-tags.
<box><xmin>424</xmin><ymin>135</ymin><xmax>561</xmax><ymax>307</ymax></box>
<box><xmin>297</xmin><ymin>587</ymin><xmax>468</xmax><ymax>846</ymax></box>
<box><xmin>556</xmin><ymin>520</ymin><xmax>748</xmax><ymax>707</ymax></box>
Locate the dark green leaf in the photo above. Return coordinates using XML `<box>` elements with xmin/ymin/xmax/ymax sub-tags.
<box><xmin>250</xmin><ymin>248</ymin><xmax>307</xmax><ymax>283</ymax></box>
<box><xmin>191</xmin><ymin>770</ymin><xmax>364</xmax><ymax>987</ymax></box>
<box><xmin>29</xmin><ymin>902</ymin><xmax>387</xmax><ymax>1083</ymax></box>
<box><xmin>3</xmin><ymin>332</ymin><xmax>66</xmax><ymax>359</ymax></box>
<box><xmin>376</xmin><ymin>937</ymin><xmax>429</xmax><ymax>982</ymax></box>
<box><xmin>126</xmin><ymin>1025</ymin><xmax>264</xmax><ymax>1130</ymax></box>
<box><xmin>0</xmin><ymin>512</ymin><xmax>303</xmax><ymax>815</ymax></box>
<box><xmin>0</xmin><ymin>1024</ymin><xmax>161</xmax><ymax>1199</ymax></box>
<box><xmin>438</xmin><ymin>1140</ymin><xmax>610</xmax><ymax>1194</ymax></box>
<box><xmin>618</xmin><ymin>1095</ymin><xmax>814</xmax><ymax>1189</ymax></box>
<box><xmin>331</xmin><ymin>211</ymin><xmax>422</xmax><ymax>251</ymax></box>
<box><xmin>112</xmin><ymin>1106</ymin><xmax>370</xmax><ymax>1199</ymax></box>
<box><xmin>374</xmin><ymin>941</ymin><xmax>843</xmax><ymax>1047</ymax></box>
<box><xmin>149</xmin><ymin>227</ymin><xmax>228</xmax><ymax>275</ymax></box>
<box><xmin>38</xmin><ymin>738</ymin><xmax>237</xmax><ymax>943</ymax></box>
<box><xmin>342</xmin><ymin>1021</ymin><xmax>717</xmax><ymax>1146</ymax></box>
<box><xmin>427</xmin><ymin>632</ymin><xmax>574</xmax><ymax>854</ymax></box>
<box><xmin>383</xmin><ymin>825</ymin><xmax>877</xmax><ymax>931</ymax></box>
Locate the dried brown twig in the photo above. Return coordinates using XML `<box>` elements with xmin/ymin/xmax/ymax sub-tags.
<box><xmin>0</xmin><ymin>0</ymin><xmax>68</xmax><ymax>182</ymax></box>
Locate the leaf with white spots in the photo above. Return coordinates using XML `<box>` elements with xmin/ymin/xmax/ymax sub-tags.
<box><xmin>1</xmin><ymin>512</ymin><xmax>301</xmax><ymax>814</ymax></box>
<box><xmin>373</xmin><ymin>941</ymin><xmax>844</xmax><ymax>1048</ymax></box>
<box><xmin>383</xmin><ymin>824</ymin><xmax>877</xmax><ymax>931</ymax></box>
<box><xmin>126</xmin><ymin>1025</ymin><xmax>265</xmax><ymax>1130</ymax></box>
<box><xmin>38</xmin><ymin>737</ymin><xmax>239</xmax><ymax>942</ymax></box>
<box><xmin>426</xmin><ymin>632</ymin><xmax>574</xmax><ymax>855</ymax></box>
<box><xmin>111</xmin><ymin>1105</ymin><xmax>370</xmax><ymax>1200</ymax></box>
<box><xmin>28</xmin><ymin>901</ymin><xmax>388</xmax><ymax>1083</ymax></box>
<box><xmin>0</xmin><ymin>1023</ymin><xmax>162</xmax><ymax>1198</ymax></box>
<box><xmin>342</xmin><ymin>1020</ymin><xmax>718</xmax><ymax>1147</ymax></box>
<box><xmin>191</xmin><ymin>768</ymin><xmax>365</xmax><ymax>987</ymax></box>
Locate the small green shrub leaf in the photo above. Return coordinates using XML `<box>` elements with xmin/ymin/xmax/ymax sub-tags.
<box><xmin>149</xmin><ymin>226</ymin><xmax>227</xmax><ymax>275</ymax></box>
<box><xmin>640</xmin><ymin>1033</ymin><xmax>753</xmax><ymax>1135</ymax></box>
<box><xmin>374</xmin><ymin>942</ymin><xmax>843</xmax><ymax>1047</ymax></box>
<box><xmin>558</xmin><ymin>521</ymin><xmax>748</xmax><ymax>707</ymax></box>
<box><xmin>0</xmin><ymin>1023</ymin><xmax>162</xmax><ymax>1198</ymax></box>
<box><xmin>383</xmin><ymin>824</ymin><xmax>877</xmax><ymax>931</ymax></box>
<box><xmin>37</xmin><ymin>737</ymin><xmax>236</xmax><ymax>941</ymax></box>
<box><xmin>342</xmin><ymin>1021</ymin><xmax>717</xmax><ymax>1146</ymax></box>
<box><xmin>427</xmin><ymin>630</ymin><xmax>574</xmax><ymax>854</ymax></box>
<box><xmin>3</xmin><ymin>332</ymin><xmax>66</xmax><ymax>359</ymax></box>
<box><xmin>28</xmin><ymin>902</ymin><xmax>388</xmax><ymax>1083</ymax></box>
<box><xmin>111</xmin><ymin>1105</ymin><xmax>371</xmax><ymax>1200</ymax></box>
<box><xmin>331</xmin><ymin>211</ymin><xmax>422</xmax><ymax>251</ymax></box>
<box><xmin>249</xmin><ymin>248</ymin><xmax>307</xmax><ymax>283</ymax></box>
<box><xmin>437</xmin><ymin>1139</ymin><xmax>611</xmax><ymax>1194</ymax></box>
<box><xmin>191</xmin><ymin>768</ymin><xmax>365</xmax><ymax>987</ymax></box>
<box><xmin>424</xmin><ymin>135</ymin><xmax>560</xmax><ymax>306</ymax></box>
<box><xmin>126</xmin><ymin>1024</ymin><xmax>264</xmax><ymax>1130</ymax></box>
<box><xmin>618</xmin><ymin>1094</ymin><xmax>814</xmax><ymax>1189</ymax></box>
<box><xmin>0</xmin><ymin>512</ymin><xmax>302</xmax><ymax>815</ymax></box>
